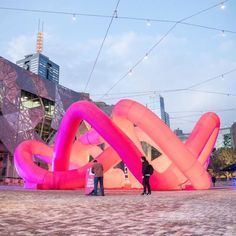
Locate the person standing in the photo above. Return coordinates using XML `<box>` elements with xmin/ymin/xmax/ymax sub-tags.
<box><xmin>211</xmin><ymin>175</ymin><xmax>216</xmax><ymax>187</ymax></box>
<box><xmin>91</xmin><ymin>160</ymin><xmax>105</xmax><ymax>196</ymax></box>
<box><xmin>141</xmin><ymin>156</ymin><xmax>151</xmax><ymax>195</ymax></box>
<box><xmin>0</xmin><ymin>157</ymin><xmax>3</xmax><ymax>184</ymax></box>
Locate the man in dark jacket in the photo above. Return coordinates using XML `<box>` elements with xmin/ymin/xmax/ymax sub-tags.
<box><xmin>141</xmin><ymin>156</ymin><xmax>151</xmax><ymax>195</ymax></box>
<box><xmin>91</xmin><ymin>160</ymin><xmax>105</xmax><ymax>196</ymax></box>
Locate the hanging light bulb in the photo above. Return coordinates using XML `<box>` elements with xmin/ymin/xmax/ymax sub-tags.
<box><xmin>146</xmin><ymin>20</ymin><xmax>151</xmax><ymax>27</ymax></box>
<box><xmin>220</xmin><ymin>3</ymin><xmax>225</xmax><ymax>10</ymax></box>
<box><xmin>128</xmin><ymin>69</ymin><xmax>133</xmax><ymax>76</ymax></box>
<box><xmin>143</xmin><ymin>53</ymin><xmax>148</xmax><ymax>60</ymax></box>
<box><xmin>72</xmin><ymin>14</ymin><xmax>76</xmax><ymax>21</ymax></box>
<box><xmin>114</xmin><ymin>10</ymin><xmax>118</xmax><ymax>18</ymax></box>
<box><xmin>221</xmin><ymin>74</ymin><xmax>224</xmax><ymax>80</ymax></box>
<box><xmin>221</xmin><ymin>30</ymin><xmax>226</xmax><ymax>37</ymax></box>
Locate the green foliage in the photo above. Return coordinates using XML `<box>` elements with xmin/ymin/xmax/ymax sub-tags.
<box><xmin>209</xmin><ymin>147</ymin><xmax>236</xmax><ymax>179</ymax></box>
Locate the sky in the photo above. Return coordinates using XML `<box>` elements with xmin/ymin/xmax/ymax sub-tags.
<box><xmin>0</xmin><ymin>0</ymin><xmax>236</xmax><ymax>133</ymax></box>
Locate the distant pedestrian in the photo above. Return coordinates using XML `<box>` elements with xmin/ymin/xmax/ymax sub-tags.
<box><xmin>212</xmin><ymin>176</ymin><xmax>216</xmax><ymax>187</ymax></box>
<box><xmin>0</xmin><ymin>157</ymin><xmax>3</xmax><ymax>183</ymax></box>
<box><xmin>91</xmin><ymin>160</ymin><xmax>105</xmax><ymax>196</ymax></box>
<box><xmin>141</xmin><ymin>156</ymin><xmax>152</xmax><ymax>195</ymax></box>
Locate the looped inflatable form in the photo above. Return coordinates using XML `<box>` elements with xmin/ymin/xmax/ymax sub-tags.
<box><xmin>14</xmin><ymin>99</ymin><xmax>220</xmax><ymax>190</ymax></box>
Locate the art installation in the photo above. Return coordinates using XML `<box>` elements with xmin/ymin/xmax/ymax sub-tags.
<box><xmin>14</xmin><ymin>99</ymin><xmax>220</xmax><ymax>190</ymax></box>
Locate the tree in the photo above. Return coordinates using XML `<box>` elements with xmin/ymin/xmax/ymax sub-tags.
<box><xmin>209</xmin><ymin>147</ymin><xmax>236</xmax><ymax>179</ymax></box>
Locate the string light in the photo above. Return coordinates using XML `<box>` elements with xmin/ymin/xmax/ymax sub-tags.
<box><xmin>186</xmin><ymin>68</ymin><xmax>236</xmax><ymax>89</ymax></box>
<box><xmin>114</xmin><ymin>10</ymin><xmax>118</xmax><ymax>18</ymax></box>
<box><xmin>98</xmin><ymin>1</ymin><xmax>231</xmax><ymax>100</ymax></box>
<box><xmin>220</xmin><ymin>2</ymin><xmax>226</xmax><ymax>10</ymax></box>
<box><xmin>128</xmin><ymin>70</ymin><xmax>133</xmax><ymax>76</ymax></box>
<box><xmin>143</xmin><ymin>53</ymin><xmax>148</xmax><ymax>60</ymax></box>
<box><xmin>169</xmin><ymin>107</ymin><xmax>236</xmax><ymax>114</ymax></box>
<box><xmin>0</xmin><ymin>2</ymin><xmax>233</xmax><ymax>32</ymax></box>
<box><xmin>90</xmin><ymin>67</ymin><xmax>236</xmax><ymax>102</ymax></box>
<box><xmin>221</xmin><ymin>30</ymin><xmax>226</xmax><ymax>37</ymax></box>
<box><xmin>0</xmin><ymin>4</ymin><xmax>235</xmax><ymax>34</ymax></box>
<box><xmin>0</xmin><ymin>1</ymin><xmax>232</xmax><ymax>98</ymax></box>
<box><xmin>96</xmin><ymin>89</ymin><xmax>236</xmax><ymax>102</ymax></box>
<box><xmin>72</xmin><ymin>14</ymin><xmax>76</xmax><ymax>21</ymax></box>
<box><xmin>146</xmin><ymin>19</ymin><xmax>151</xmax><ymax>26</ymax></box>
<box><xmin>83</xmin><ymin>0</ymin><xmax>121</xmax><ymax>92</ymax></box>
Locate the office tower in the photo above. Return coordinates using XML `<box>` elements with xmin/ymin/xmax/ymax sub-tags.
<box><xmin>149</xmin><ymin>95</ymin><xmax>170</xmax><ymax>127</ymax></box>
<box><xmin>16</xmin><ymin>53</ymin><xmax>60</xmax><ymax>84</ymax></box>
<box><xmin>16</xmin><ymin>21</ymin><xmax>60</xmax><ymax>83</ymax></box>
<box><xmin>231</xmin><ymin>122</ymin><xmax>236</xmax><ymax>150</ymax></box>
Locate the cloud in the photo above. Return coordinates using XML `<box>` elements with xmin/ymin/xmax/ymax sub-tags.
<box><xmin>4</xmin><ymin>31</ymin><xmax>236</xmax><ymax>132</ymax></box>
<box><xmin>46</xmin><ymin>32</ymin><xmax>236</xmax><ymax>131</ymax></box>
<box><xmin>5</xmin><ymin>31</ymin><xmax>55</xmax><ymax>63</ymax></box>
<box><xmin>6</xmin><ymin>35</ymin><xmax>35</xmax><ymax>62</ymax></box>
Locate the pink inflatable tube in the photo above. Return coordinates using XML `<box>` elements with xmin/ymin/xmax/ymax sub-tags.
<box><xmin>112</xmin><ymin>100</ymin><xmax>220</xmax><ymax>190</ymax></box>
<box><xmin>14</xmin><ymin>99</ymin><xmax>220</xmax><ymax>190</ymax></box>
<box><xmin>15</xmin><ymin>100</ymin><xmax>143</xmax><ymax>189</ymax></box>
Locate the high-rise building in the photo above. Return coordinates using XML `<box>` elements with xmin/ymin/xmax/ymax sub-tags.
<box><xmin>164</xmin><ymin>111</ymin><xmax>170</xmax><ymax>127</ymax></box>
<box><xmin>16</xmin><ymin>53</ymin><xmax>60</xmax><ymax>84</ymax></box>
<box><xmin>231</xmin><ymin>122</ymin><xmax>236</xmax><ymax>150</ymax></box>
<box><xmin>215</xmin><ymin>127</ymin><xmax>232</xmax><ymax>149</ymax></box>
<box><xmin>16</xmin><ymin>21</ymin><xmax>59</xmax><ymax>83</ymax></box>
<box><xmin>148</xmin><ymin>95</ymin><xmax>170</xmax><ymax>127</ymax></box>
<box><xmin>159</xmin><ymin>95</ymin><xmax>166</xmax><ymax>121</ymax></box>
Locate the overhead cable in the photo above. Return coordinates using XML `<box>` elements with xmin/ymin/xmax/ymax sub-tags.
<box><xmin>83</xmin><ymin>0</ymin><xmax>121</xmax><ymax>92</ymax></box>
<box><xmin>97</xmin><ymin>0</ymin><xmax>231</xmax><ymax>100</ymax></box>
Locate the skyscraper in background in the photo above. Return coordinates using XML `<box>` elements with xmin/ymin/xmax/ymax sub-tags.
<box><xmin>148</xmin><ymin>95</ymin><xmax>170</xmax><ymax>126</ymax></box>
<box><xmin>164</xmin><ymin>111</ymin><xmax>170</xmax><ymax>127</ymax></box>
<box><xmin>231</xmin><ymin>122</ymin><xmax>236</xmax><ymax>150</ymax></box>
<box><xmin>16</xmin><ymin>21</ymin><xmax>60</xmax><ymax>84</ymax></box>
<box><xmin>16</xmin><ymin>53</ymin><xmax>60</xmax><ymax>84</ymax></box>
<box><xmin>159</xmin><ymin>95</ymin><xmax>166</xmax><ymax>121</ymax></box>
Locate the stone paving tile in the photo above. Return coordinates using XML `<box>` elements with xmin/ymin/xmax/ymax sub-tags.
<box><xmin>0</xmin><ymin>187</ymin><xmax>235</xmax><ymax>235</ymax></box>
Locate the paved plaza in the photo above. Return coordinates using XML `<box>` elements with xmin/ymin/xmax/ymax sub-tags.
<box><xmin>0</xmin><ymin>187</ymin><xmax>235</xmax><ymax>236</ymax></box>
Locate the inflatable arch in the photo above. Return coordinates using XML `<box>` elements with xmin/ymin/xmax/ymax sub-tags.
<box><xmin>14</xmin><ymin>99</ymin><xmax>220</xmax><ymax>190</ymax></box>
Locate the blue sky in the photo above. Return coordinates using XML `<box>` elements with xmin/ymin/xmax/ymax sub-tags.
<box><xmin>0</xmin><ymin>0</ymin><xmax>236</xmax><ymax>132</ymax></box>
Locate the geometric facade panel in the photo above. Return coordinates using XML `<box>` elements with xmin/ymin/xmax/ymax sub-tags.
<box><xmin>0</xmin><ymin>56</ymin><xmax>90</xmax><ymax>156</ymax></box>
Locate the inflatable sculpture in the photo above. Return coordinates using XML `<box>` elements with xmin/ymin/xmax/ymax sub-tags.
<box><xmin>14</xmin><ymin>99</ymin><xmax>220</xmax><ymax>190</ymax></box>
